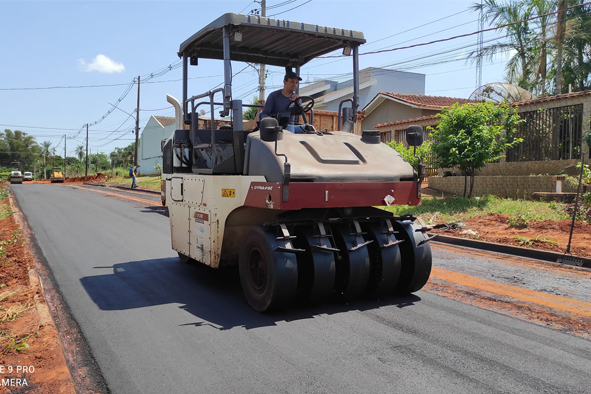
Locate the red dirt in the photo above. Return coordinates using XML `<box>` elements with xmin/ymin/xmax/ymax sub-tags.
<box><xmin>31</xmin><ymin>173</ymin><xmax>109</xmax><ymax>185</ymax></box>
<box><xmin>0</xmin><ymin>194</ymin><xmax>76</xmax><ymax>393</ymax></box>
<box><xmin>432</xmin><ymin>212</ymin><xmax>591</xmax><ymax>258</ymax></box>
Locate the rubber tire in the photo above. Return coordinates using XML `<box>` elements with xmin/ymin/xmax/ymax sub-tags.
<box><xmin>293</xmin><ymin>226</ymin><xmax>336</xmax><ymax>304</ymax></box>
<box><xmin>178</xmin><ymin>252</ymin><xmax>193</xmax><ymax>264</ymax></box>
<box><xmin>392</xmin><ymin>220</ymin><xmax>432</xmax><ymax>294</ymax></box>
<box><xmin>331</xmin><ymin>223</ymin><xmax>370</xmax><ymax>300</ymax></box>
<box><xmin>239</xmin><ymin>226</ymin><xmax>298</xmax><ymax>312</ymax></box>
<box><xmin>362</xmin><ymin>221</ymin><xmax>401</xmax><ymax>298</ymax></box>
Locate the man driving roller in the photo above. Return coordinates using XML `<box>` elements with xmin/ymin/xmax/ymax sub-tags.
<box><xmin>260</xmin><ymin>68</ymin><xmax>302</xmax><ymax>129</ymax></box>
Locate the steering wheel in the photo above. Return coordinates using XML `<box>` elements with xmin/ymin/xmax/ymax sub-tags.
<box><xmin>286</xmin><ymin>95</ymin><xmax>315</xmax><ymax>114</ymax></box>
<box><xmin>286</xmin><ymin>95</ymin><xmax>315</xmax><ymax>125</ymax></box>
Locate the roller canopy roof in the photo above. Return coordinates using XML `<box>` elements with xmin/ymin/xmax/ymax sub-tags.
<box><xmin>178</xmin><ymin>13</ymin><xmax>366</xmax><ymax>67</ymax></box>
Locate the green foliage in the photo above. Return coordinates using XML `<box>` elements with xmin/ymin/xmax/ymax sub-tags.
<box><xmin>382</xmin><ymin>194</ymin><xmax>571</xmax><ymax>223</ymax></box>
<box><xmin>243</xmin><ymin>96</ymin><xmax>262</xmax><ymax>120</ymax></box>
<box><xmin>514</xmin><ymin>235</ymin><xmax>558</xmax><ymax>246</ymax></box>
<box><xmin>386</xmin><ymin>140</ymin><xmax>432</xmax><ymax>169</ymax></box>
<box><xmin>429</xmin><ymin>101</ymin><xmax>523</xmax><ymax>197</ymax></box>
<box><xmin>0</xmin><ymin>129</ymin><xmax>42</xmax><ymax>169</ymax></box>
<box><xmin>507</xmin><ymin>214</ymin><xmax>528</xmax><ymax>228</ymax></box>
<box><xmin>108</xmin><ymin>143</ymin><xmax>135</xmax><ymax>169</ymax></box>
<box><xmin>154</xmin><ymin>163</ymin><xmax>162</xmax><ymax>175</ymax></box>
<box><xmin>471</xmin><ymin>0</ymin><xmax>591</xmax><ymax>94</ymax></box>
<box><xmin>2</xmin><ymin>335</ymin><xmax>29</xmax><ymax>354</ymax></box>
<box><xmin>584</xmin><ymin>130</ymin><xmax>591</xmax><ymax>149</ymax></box>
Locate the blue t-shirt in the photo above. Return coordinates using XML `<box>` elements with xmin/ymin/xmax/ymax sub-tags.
<box><xmin>260</xmin><ymin>90</ymin><xmax>298</xmax><ymax>124</ymax></box>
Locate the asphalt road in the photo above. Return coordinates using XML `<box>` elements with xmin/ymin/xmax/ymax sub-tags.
<box><xmin>11</xmin><ymin>184</ymin><xmax>591</xmax><ymax>394</ymax></box>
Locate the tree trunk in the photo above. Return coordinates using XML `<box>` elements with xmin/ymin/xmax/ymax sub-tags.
<box><xmin>555</xmin><ymin>0</ymin><xmax>567</xmax><ymax>94</ymax></box>
<box><xmin>468</xmin><ymin>174</ymin><xmax>475</xmax><ymax>199</ymax></box>
<box><xmin>463</xmin><ymin>175</ymin><xmax>468</xmax><ymax>198</ymax></box>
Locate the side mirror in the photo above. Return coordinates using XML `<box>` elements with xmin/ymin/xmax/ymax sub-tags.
<box><xmin>405</xmin><ymin>125</ymin><xmax>424</xmax><ymax>147</ymax></box>
<box><xmin>260</xmin><ymin>117</ymin><xmax>283</xmax><ymax>142</ymax></box>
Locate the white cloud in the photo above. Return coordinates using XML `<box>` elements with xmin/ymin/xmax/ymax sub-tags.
<box><xmin>79</xmin><ymin>54</ymin><xmax>125</xmax><ymax>74</ymax></box>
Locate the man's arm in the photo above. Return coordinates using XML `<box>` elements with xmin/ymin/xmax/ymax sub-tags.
<box><xmin>260</xmin><ymin>91</ymin><xmax>276</xmax><ymax>119</ymax></box>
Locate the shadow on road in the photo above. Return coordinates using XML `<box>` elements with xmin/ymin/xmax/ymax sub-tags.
<box><xmin>80</xmin><ymin>258</ymin><xmax>422</xmax><ymax>331</ymax></box>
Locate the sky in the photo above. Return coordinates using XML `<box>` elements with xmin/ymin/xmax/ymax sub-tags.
<box><xmin>0</xmin><ymin>0</ymin><xmax>511</xmax><ymax>159</ymax></box>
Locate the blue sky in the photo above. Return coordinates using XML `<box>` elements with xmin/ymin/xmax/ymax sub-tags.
<box><xmin>0</xmin><ymin>0</ymin><xmax>510</xmax><ymax>158</ymax></box>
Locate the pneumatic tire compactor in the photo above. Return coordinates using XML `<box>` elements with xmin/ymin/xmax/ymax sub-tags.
<box><xmin>162</xmin><ymin>13</ymin><xmax>433</xmax><ymax>312</ymax></box>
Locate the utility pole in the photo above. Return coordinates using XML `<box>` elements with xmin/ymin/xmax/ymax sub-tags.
<box><xmin>85</xmin><ymin>124</ymin><xmax>89</xmax><ymax>176</ymax></box>
<box><xmin>134</xmin><ymin>76</ymin><xmax>140</xmax><ymax>166</ymax></box>
<box><xmin>475</xmin><ymin>0</ymin><xmax>483</xmax><ymax>89</ymax></box>
<box><xmin>258</xmin><ymin>0</ymin><xmax>266</xmax><ymax>103</ymax></box>
<box><xmin>64</xmin><ymin>134</ymin><xmax>66</xmax><ymax>179</ymax></box>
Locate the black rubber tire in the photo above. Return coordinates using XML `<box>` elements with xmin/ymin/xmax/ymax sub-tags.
<box><xmin>392</xmin><ymin>220</ymin><xmax>432</xmax><ymax>294</ymax></box>
<box><xmin>293</xmin><ymin>226</ymin><xmax>336</xmax><ymax>304</ymax></box>
<box><xmin>362</xmin><ymin>221</ymin><xmax>401</xmax><ymax>298</ymax></box>
<box><xmin>238</xmin><ymin>226</ymin><xmax>298</xmax><ymax>312</ymax></box>
<box><xmin>178</xmin><ymin>252</ymin><xmax>193</xmax><ymax>264</ymax></box>
<box><xmin>331</xmin><ymin>223</ymin><xmax>370</xmax><ymax>300</ymax></box>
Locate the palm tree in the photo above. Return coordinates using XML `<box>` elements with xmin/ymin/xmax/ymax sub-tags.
<box><xmin>560</xmin><ymin>0</ymin><xmax>591</xmax><ymax>92</ymax></box>
<box><xmin>528</xmin><ymin>0</ymin><xmax>556</xmax><ymax>95</ymax></box>
<box><xmin>470</xmin><ymin>0</ymin><xmax>536</xmax><ymax>92</ymax></box>
<box><xmin>75</xmin><ymin>145</ymin><xmax>85</xmax><ymax>162</ymax></box>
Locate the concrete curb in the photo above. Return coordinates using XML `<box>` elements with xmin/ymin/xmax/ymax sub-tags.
<box><xmin>431</xmin><ymin>234</ymin><xmax>591</xmax><ymax>269</ymax></box>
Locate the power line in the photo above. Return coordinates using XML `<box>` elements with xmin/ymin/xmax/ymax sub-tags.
<box><xmin>268</xmin><ymin>0</ymin><xmax>311</xmax><ymax>17</ymax></box>
<box><xmin>366</xmin><ymin>9</ymin><xmax>471</xmax><ymax>47</ymax></box>
<box><xmin>320</xmin><ymin>0</ymin><xmax>591</xmax><ymax>58</ymax></box>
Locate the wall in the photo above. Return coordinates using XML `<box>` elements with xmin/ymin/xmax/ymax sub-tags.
<box><xmin>472</xmin><ymin>159</ymin><xmax>580</xmax><ymax>176</ymax></box>
<box><xmin>139</xmin><ymin>117</ymin><xmax>176</xmax><ymax>175</ymax></box>
<box><xmin>429</xmin><ymin>175</ymin><xmax>580</xmax><ymax>199</ymax></box>
<box><xmin>321</xmin><ymin>68</ymin><xmax>425</xmax><ymax>113</ymax></box>
<box><xmin>362</xmin><ymin>100</ymin><xmax>424</xmax><ymax>131</ymax></box>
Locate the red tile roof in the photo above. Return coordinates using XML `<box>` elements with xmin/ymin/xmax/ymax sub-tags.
<box><xmin>376</xmin><ymin>115</ymin><xmax>438</xmax><ymax>129</ymax></box>
<box><xmin>154</xmin><ymin>116</ymin><xmax>176</xmax><ymax>127</ymax></box>
<box><xmin>510</xmin><ymin>89</ymin><xmax>591</xmax><ymax>106</ymax></box>
<box><xmin>381</xmin><ymin>92</ymin><xmax>481</xmax><ymax>108</ymax></box>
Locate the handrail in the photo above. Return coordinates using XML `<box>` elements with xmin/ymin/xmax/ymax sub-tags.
<box><xmin>337</xmin><ymin>98</ymin><xmax>353</xmax><ymax>131</ymax></box>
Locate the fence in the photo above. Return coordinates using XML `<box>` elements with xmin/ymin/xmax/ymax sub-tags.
<box><xmin>506</xmin><ymin>104</ymin><xmax>584</xmax><ymax>162</ymax></box>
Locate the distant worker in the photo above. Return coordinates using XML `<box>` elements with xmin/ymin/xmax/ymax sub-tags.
<box><xmin>130</xmin><ymin>164</ymin><xmax>140</xmax><ymax>188</ymax></box>
<box><xmin>260</xmin><ymin>68</ymin><xmax>302</xmax><ymax>130</ymax></box>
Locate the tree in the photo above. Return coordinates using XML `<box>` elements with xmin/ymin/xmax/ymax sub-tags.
<box><xmin>75</xmin><ymin>145</ymin><xmax>85</xmax><ymax>162</ymax></box>
<box><xmin>243</xmin><ymin>96</ymin><xmax>262</xmax><ymax>120</ymax></box>
<box><xmin>0</xmin><ymin>129</ymin><xmax>41</xmax><ymax>169</ymax></box>
<box><xmin>386</xmin><ymin>140</ymin><xmax>432</xmax><ymax>170</ymax></box>
<box><xmin>429</xmin><ymin>102</ymin><xmax>523</xmax><ymax>198</ymax></box>
<box><xmin>40</xmin><ymin>141</ymin><xmax>52</xmax><ymax>179</ymax></box>
<box><xmin>470</xmin><ymin>0</ymin><xmax>536</xmax><ymax>92</ymax></box>
<box><xmin>559</xmin><ymin>0</ymin><xmax>591</xmax><ymax>92</ymax></box>
<box><xmin>471</xmin><ymin>0</ymin><xmax>591</xmax><ymax>95</ymax></box>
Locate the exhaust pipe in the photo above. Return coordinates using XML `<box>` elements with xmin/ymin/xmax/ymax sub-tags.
<box><xmin>167</xmin><ymin>94</ymin><xmax>183</xmax><ymax>130</ymax></box>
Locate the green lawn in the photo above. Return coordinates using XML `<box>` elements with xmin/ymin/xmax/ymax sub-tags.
<box><xmin>382</xmin><ymin>194</ymin><xmax>574</xmax><ymax>225</ymax></box>
<box><xmin>106</xmin><ymin>174</ymin><xmax>162</xmax><ymax>192</ymax></box>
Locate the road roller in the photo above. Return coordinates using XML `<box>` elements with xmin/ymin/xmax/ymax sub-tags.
<box><xmin>162</xmin><ymin>13</ymin><xmax>433</xmax><ymax>312</ymax></box>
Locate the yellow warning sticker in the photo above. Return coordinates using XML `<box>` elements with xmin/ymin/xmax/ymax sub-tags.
<box><xmin>222</xmin><ymin>189</ymin><xmax>235</xmax><ymax>198</ymax></box>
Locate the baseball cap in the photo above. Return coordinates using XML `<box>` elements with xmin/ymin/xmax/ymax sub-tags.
<box><xmin>284</xmin><ymin>70</ymin><xmax>302</xmax><ymax>81</ymax></box>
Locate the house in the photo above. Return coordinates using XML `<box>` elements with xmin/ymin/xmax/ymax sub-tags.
<box><xmin>362</xmin><ymin>92</ymin><xmax>479</xmax><ymax>134</ymax></box>
<box><xmin>299</xmin><ymin>67</ymin><xmax>425</xmax><ymax>113</ymax></box>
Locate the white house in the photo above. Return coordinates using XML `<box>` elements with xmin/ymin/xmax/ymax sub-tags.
<box><xmin>138</xmin><ymin>116</ymin><xmax>176</xmax><ymax>175</ymax></box>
